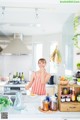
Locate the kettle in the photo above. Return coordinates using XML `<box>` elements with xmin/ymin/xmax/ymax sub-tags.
<box><xmin>48</xmin><ymin>76</ymin><xmax>54</xmax><ymax>85</ymax></box>
<box><xmin>76</xmin><ymin>71</ymin><xmax>80</xmax><ymax>78</ymax></box>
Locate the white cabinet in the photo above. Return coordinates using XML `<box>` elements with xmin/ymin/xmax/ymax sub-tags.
<box><xmin>46</xmin><ymin>84</ymin><xmax>56</xmax><ymax>95</ymax></box>
<box><xmin>0</xmin><ymin>86</ymin><xmax>4</xmax><ymax>93</ymax></box>
<box><xmin>0</xmin><ymin>81</ymin><xmax>7</xmax><ymax>93</ymax></box>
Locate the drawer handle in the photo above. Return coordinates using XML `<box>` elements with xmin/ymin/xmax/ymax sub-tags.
<box><xmin>69</xmin><ymin>107</ymin><xmax>76</xmax><ymax>109</ymax></box>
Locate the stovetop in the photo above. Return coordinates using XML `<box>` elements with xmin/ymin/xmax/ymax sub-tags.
<box><xmin>7</xmin><ymin>80</ymin><xmax>27</xmax><ymax>85</ymax></box>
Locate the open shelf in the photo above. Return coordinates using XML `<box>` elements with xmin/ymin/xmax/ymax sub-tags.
<box><xmin>58</xmin><ymin>84</ymin><xmax>80</xmax><ymax>112</ymax></box>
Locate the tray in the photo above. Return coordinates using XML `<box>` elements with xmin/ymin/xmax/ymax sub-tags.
<box><xmin>38</xmin><ymin>107</ymin><xmax>57</xmax><ymax>113</ymax></box>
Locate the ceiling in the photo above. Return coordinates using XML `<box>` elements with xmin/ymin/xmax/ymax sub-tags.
<box><xmin>0</xmin><ymin>0</ymin><xmax>80</xmax><ymax>36</ymax></box>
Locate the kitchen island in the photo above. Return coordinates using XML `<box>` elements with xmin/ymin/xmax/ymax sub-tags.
<box><xmin>0</xmin><ymin>94</ymin><xmax>80</xmax><ymax>120</ymax></box>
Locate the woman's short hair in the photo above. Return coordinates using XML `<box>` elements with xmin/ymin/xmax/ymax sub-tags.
<box><xmin>38</xmin><ymin>58</ymin><xmax>46</xmax><ymax>64</ymax></box>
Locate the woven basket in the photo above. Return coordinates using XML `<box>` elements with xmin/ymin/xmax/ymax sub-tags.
<box><xmin>60</xmin><ymin>80</ymin><xmax>68</xmax><ymax>85</ymax></box>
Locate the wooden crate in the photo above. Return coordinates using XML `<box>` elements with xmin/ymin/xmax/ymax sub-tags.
<box><xmin>59</xmin><ymin>102</ymin><xmax>80</xmax><ymax>112</ymax></box>
<box><xmin>58</xmin><ymin>84</ymin><xmax>80</xmax><ymax>112</ymax></box>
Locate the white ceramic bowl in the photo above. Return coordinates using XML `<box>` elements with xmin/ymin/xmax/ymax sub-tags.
<box><xmin>69</xmin><ymin>80</ymin><xmax>75</xmax><ymax>85</ymax></box>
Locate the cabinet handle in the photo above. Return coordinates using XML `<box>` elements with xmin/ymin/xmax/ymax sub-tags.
<box><xmin>69</xmin><ymin>107</ymin><xmax>76</xmax><ymax>109</ymax></box>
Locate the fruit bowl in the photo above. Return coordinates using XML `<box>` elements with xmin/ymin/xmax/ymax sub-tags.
<box><xmin>59</xmin><ymin>76</ymin><xmax>69</xmax><ymax>85</ymax></box>
<box><xmin>60</xmin><ymin>80</ymin><xmax>68</xmax><ymax>85</ymax></box>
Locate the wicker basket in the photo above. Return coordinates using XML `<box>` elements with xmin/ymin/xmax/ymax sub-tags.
<box><xmin>60</xmin><ymin>80</ymin><xmax>68</xmax><ymax>85</ymax></box>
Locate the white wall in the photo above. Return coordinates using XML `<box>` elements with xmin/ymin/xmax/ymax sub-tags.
<box><xmin>0</xmin><ymin>55</ymin><xmax>32</xmax><ymax>80</ymax></box>
<box><xmin>62</xmin><ymin>14</ymin><xmax>74</xmax><ymax>71</ymax></box>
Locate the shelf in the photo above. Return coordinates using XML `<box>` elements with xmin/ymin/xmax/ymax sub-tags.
<box><xmin>59</xmin><ymin>101</ymin><xmax>80</xmax><ymax>104</ymax></box>
<box><xmin>61</xmin><ymin>94</ymin><xmax>71</xmax><ymax>96</ymax></box>
<box><xmin>59</xmin><ymin>84</ymin><xmax>80</xmax><ymax>87</ymax></box>
<box><xmin>58</xmin><ymin>84</ymin><xmax>80</xmax><ymax>111</ymax></box>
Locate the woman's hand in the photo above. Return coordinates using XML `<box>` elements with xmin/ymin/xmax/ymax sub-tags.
<box><xmin>25</xmin><ymin>85</ymin><xmax>29</xmax><ymax>90</ymax></box>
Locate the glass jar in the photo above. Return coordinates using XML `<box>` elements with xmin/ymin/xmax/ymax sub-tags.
<box><xmin>40</xmin><ymin>96</ymin><xmax>45</xmax><ymax>109</ymax></box>
<box><xmin>43</xmin><ymin>100</ymin><xmax>49</xmax><ymax>111</ymax></box>
<box><xmin>50</xmin><ymin>96</ymin><xmax>57</xmax><ymax>111</ymax></box>
<box><xmin>62</xmin><ymin>88</ymin><xmax>69</xmax><ymax>95</ymax></box>
<box><xmin>50</xmin><ymin>101</ymin><xmax>57</xmax><ymax>111</ymax></box>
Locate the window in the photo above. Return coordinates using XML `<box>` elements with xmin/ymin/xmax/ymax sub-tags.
<box><xmin>65</xmin><ymin>44</ymin><xmax>73</xmax><ymax>76</ymax></box>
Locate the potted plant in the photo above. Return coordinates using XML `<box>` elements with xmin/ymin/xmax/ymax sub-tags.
<box><xmin>77</xmin><ymin>63</ymin><xmax>80</xmax><ymax>70</ymax></box>
<box><xmin>73</xmin><ymin>15</ymin><xmax>80</xmax><ymax>49</ymax></box>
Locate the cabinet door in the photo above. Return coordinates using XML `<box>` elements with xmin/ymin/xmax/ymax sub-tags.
<box><xmin>46</xmin><ymin>87</ymin><xmax>55</xmax><ymax>95</ymax></box>
<box><xmin>60</xmin><ymin>102</ymin><xmax>80</xmax><ymax>112</ymax></box>
<box><xmin>0</xmin><ymin>87</ymin><xmax>4</xmax><ymax>93</ymax></box>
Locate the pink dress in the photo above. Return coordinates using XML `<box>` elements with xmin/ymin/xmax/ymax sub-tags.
<box><xmin>31</xmin><ymin>72</ymin><xmax>46</xmax><ymax>95</ymax></box>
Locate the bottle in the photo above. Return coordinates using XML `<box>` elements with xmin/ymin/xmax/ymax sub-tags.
<box><xmin>21</xmin><ymin>72</ymin><xmax>24</xmax><ymax>81</ymax></box>
<box><xmin>18</xmin><ymin>72</ymin><xmax>21</xmax><ymax>81</ymax></box>
<box><xmin>16</xmin><ymin>72</ymin><xmax>18</xmax><ymax>79</ymax></box>
<box><xmin>71</xmin><ymin>87</ymin><xmax>76</xmax><ymax>102</ymax></box>
<box><xmin>70</xmin><ymin>87</ymin><xmax>72</xmax><ymax>95</ymax></box>
<box><xmin>50</xmin><ymin>96</ymin><xmax>57</xmax><ymax>111</ymax></box>
<box><xmin>8</xmin><ymin>73</ymin><xmax>12</xmax><ymax>81</ymax></box>
<box><xmin>45</xmin><ymin>93</ymin><xmax>50</xmax><ymax>102</ymax></box>
<box><xmin>43</xmin><ymin>100</ymin><xmax>49</xmax><ymax>111</ymax></box>
<box><xmin>13</xmin><ymin>73</ymin><xmax>16</xmax><ymax>80</ymax></box>
<box><xmin>40</xmin><ymin>96</ymin><xmax>45</xmax><ymax>109</ymax></box>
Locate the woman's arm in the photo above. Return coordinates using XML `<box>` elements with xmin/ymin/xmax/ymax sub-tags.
<box><xmin>45</xmin><ymin>73</ymin><xmax>51</xmax><ymax>83</ymax></box>
<box><xmin>40</xmin><ymin>68</ymin><xmax>51</xmax><ymax>84</ymax></box>
<box><xmin>25</xmin><ymin>73</ymin><xmax>35</xmax><ymax>90</ymax></box>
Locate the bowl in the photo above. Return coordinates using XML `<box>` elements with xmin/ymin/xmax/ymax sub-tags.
<box><xmin>69</xmin><ymin>80</ymin><xmax>75</xmax><ymax>85</ymax></box>
<box><xmin>77</xmin><ymin>81</ymin><xmax>80</xmax><ymax>85</ymax></box>
<box><xmin>60</xmin><ymin>80</ymin><xmax>68</xmax><ymax>85</ymax></box>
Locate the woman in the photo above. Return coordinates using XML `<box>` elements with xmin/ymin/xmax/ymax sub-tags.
<box><xmin>25</xmin><ymin>58</ymin><xmax>51</xmax><ymax>95</ymax></box>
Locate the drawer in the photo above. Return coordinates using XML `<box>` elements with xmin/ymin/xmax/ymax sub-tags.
<box><xmin>60</xmin><ymin>102</ymin><xmax>80</xmax><ymax>112</ymax></box>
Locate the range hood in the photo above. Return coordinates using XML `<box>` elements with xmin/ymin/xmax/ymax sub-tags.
<box><xmin>1</xmin><ymin>33</ymin><xmax>32</xmax><ymax>55</ymax></box>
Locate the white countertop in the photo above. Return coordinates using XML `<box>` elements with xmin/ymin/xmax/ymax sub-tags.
<box><xmin>0</xmin><ymin>95</ymin><xmax>80</xmax><ymax>120</ymax></box>
<box><xmin>46</xmin><ymin>84</ymin><xmax>56</xmax><ymax>87</ymax></box>
<box><xmin>0</xmin><ymin>81</ymin><xmax>8</xmax><ymax>87</ymax></box>
<box><xmin>0</xmin><ymin>81</ymin><xmax>56</xmax><ymax>88</ymax></box>
<box><xmin>4</xmin><ymin>83</ymin><xmax>27</xmax><ymax>87</ymax></box>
